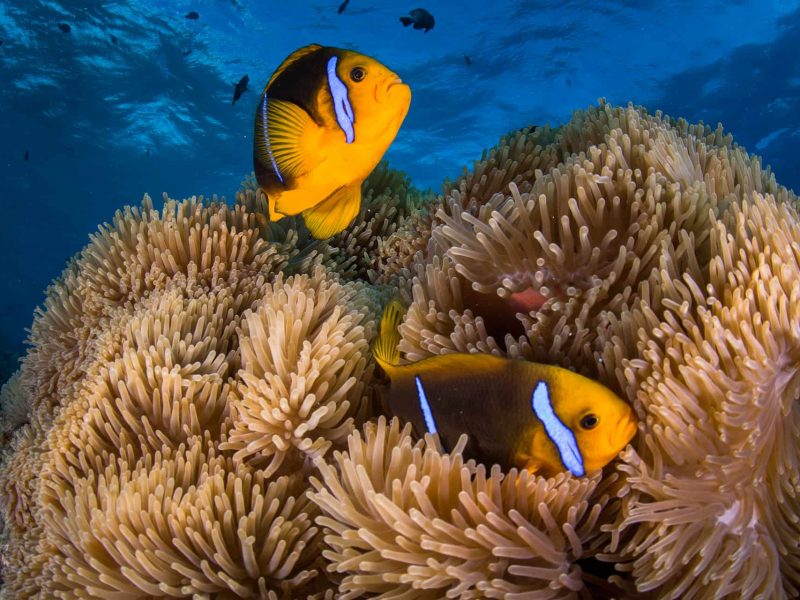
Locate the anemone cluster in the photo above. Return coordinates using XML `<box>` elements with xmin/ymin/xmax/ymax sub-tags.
<box><xmin>1</xmin><ymin>101</ymin><xmax>799</xmax><ymax>599</ymax></box>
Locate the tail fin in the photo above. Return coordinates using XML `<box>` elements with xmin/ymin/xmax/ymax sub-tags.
<box><xmin>399</xmin><ymin>16</ymin><xmax>413</xmax><ymax>26</ymax></box>
<box><xmin>373</xmin><ymin>299</ymin><xmax>406</xmax><ymax>371</ymax></box>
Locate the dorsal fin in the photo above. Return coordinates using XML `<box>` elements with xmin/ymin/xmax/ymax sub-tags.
<box><xmin>373</xmin><ymin>299</ymin><xmax>406</xmax><ymax>371</ymax></box>
<box><xmin>267</xmin><ymin>44</ymin><xmax>324</xmax><ymax>88</ymax></box>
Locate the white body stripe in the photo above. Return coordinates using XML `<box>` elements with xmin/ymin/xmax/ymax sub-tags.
<box><xmin>326</xmin><ymin>56</ymin><xmax>355</xmax><ymax>143</ymax></box>
<box><xmin>531</xmin><ymin>381</ymin><xmax>585</xmax><ymax>476</ymax></box>
<box><xmin>414</xmin><ymin>375</ymin><xmax>438</xmax><ymax>434</ymax></box>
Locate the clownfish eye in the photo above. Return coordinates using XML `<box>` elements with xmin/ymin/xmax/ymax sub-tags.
<box><xmin>580</xmin><ymin>414</ymin><xmax>599</xmax><ymax>430</ymax></box>
<box><xmin>350</xmin><ymin>66</ymin><xmax>366</xmax><ymax>82</ymax></box>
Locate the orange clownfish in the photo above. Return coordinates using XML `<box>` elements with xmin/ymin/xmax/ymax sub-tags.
<box><xmin>253</xmin><ymin>44</ymin><xmax>411</xmax><ymax>239</ymax></box>
<box><xmin>372</xmin><ymin>301</ymin><xmax>637</xmax><ymax>477</ymax></box>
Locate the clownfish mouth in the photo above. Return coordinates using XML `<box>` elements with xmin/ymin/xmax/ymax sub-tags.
<box><xmin>613</xmin><ymin>417</ymin><xmax>638</xmax><ymax>449</ymax></box>
<box><xmin>377</xmin><ymin>76</ymin><xmax>408</xmax><ymax>102</ymax></box>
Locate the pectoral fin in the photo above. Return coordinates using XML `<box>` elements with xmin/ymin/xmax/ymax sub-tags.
<box><xmin>301</xmin><ymin>183</ymin><xmax>362</xmax><ymax>239</ymax></box>
<box><xmin>255</xmin><ymin>96</ymin><xmax>325</xmax><ymax>187</ymax></box>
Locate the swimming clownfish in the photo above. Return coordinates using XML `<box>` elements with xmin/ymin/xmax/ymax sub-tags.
<box><xmin>372</xmin><ymin>301</ymin><xmax>638</xmax><ymax>477</ymax></box>
<box><xmin>253</xmin><ymin>44</ymin><xmax>411</xmax><ymax>240</ymax></box>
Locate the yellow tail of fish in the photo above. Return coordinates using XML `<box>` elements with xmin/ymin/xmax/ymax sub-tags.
<box><xmin>373</xmin><ymin>299</ymin><xmax>406</xmax><ymax>370</ymax></box>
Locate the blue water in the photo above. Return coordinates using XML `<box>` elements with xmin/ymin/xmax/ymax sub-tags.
<box><xmin>1</xmin><ymin>0</ymin><xmax>799</xmax><ymax>380</ymax></box>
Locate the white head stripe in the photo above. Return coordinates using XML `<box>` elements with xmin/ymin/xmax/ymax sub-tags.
<box><xmin>326</xmin><ymin>56</ymin><xmax>355</xmax><ymax>143</ymax></box>
<box><xmin>414</xmin><ymin>375</ymin><xmax>438</xmax><ymax>434</ymax></box>
<box><xmin>531</xmin><ymin>381</ymin><xmax>585</xmax><ymax>476</ymax></box>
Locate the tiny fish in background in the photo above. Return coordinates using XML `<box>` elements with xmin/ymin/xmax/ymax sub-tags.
<box><xmin>399</xmin><ymin>8</ymin><xmax>435</xmax><ymax>32</ymax></box>
<box><xmin>232</xmin><ymin>74</ymin><xmax>249</xmax><ymax>105</ymax></box>
<box><xmin>110</xmin><ymin>34</ymin><xmax>118</xmax><ymax>45</ymax></box>
<box><xmin>185</xmin><ymin>11</ymin><xmax>200</xmax><ymax>20</ymax></box>
<box><xmin>338</xmin><ymin>0</ymin><xmax>349</xmax><ymax>14</ymax></box>
<box><xmin>23</xmin><ymin>149</ymin><xmax>29</xmax><ymax>161</ymax></box>
<box><xmin>372</xmin><ymin>300</ymin><xmax>637</xmax><ymax>477</ymax></box>
<box><xmin>253</xmin><ymin>44</ymin><xmax>411</xmax><ymax>239</ymax></box>
<box><xmin>463</xmin><ymin>55</ymin><xmax>472</xmax><ymax>66</ymax></box>
<box><xmin>57</xmin><ymin>23</ymin><xmax>71</xmax><ymax>33</ymax></box>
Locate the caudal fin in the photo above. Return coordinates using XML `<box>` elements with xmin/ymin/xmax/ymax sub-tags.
<box><xmin>399</xmin><ymin>16</ymin><xmax>413</xmax><ymax>26</ymax></box>
<box><xmin>373</xmin><ymin>299</ymin><xmax>406</xmax><ymax>371</ymax></box>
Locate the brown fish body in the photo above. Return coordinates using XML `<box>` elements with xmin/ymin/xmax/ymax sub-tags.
<box><xmin>372</xmin><ymin>300</ymin><xmax>638</xmax><ymax>476</ymax></box>
<box><xmin>381</xmin><ymin>353</ymin><xmax>541</xmax><ymax>468</ymax></box>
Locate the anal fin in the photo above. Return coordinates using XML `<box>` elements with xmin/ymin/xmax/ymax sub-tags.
<box><xmin>301</xmin><ymin>183</ymin><xmax>362</xmax><ymax>239</ymax></box>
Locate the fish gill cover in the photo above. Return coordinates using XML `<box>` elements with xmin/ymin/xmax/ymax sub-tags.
<box><xmin>1</xmin><ymin>1</ymin><xmax>800</xmax><ymax>598</ymax></box>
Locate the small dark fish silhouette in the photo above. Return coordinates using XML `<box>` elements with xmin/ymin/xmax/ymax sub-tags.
<box><xmin>24</xmin><ymin>149</ymin><xmax>29</xmax><ymax>161</ymax></box>
<box><xmin>183</xmin><ymin>48</ymin><xmax>192</xmax><ymax>56</ymax></box>
<box><xmin>110</xmin><ymin>34</ymin><xmax>118</xmax><ymax>45</ymax></box>
<box><xmin>185</xmin><ymin>11</ymin><xmax>199</xmax><ymax>20</ymax></box>
<box><xmin>0</xmin><ymin>40</ymin><xmax>4</xmax><ymax>47</ymax></box>
<box><xmin>232</xmin><ymin>74</ymin><xmax>249</xmax><ymax>105</ymax></box>
<box><xmin>463</xmin><ymin>55</ymin><xmax>472</xmax><ymax>66</ymax></box>
<box><xmin>338</xmin><ymin>0</ymin><xmax>349</xmax><ymax>13</ymax></box>
<box><xmin>566</xmin><ymin>77</ymin><xmax>572</xmax><ymax>87</ymax></box>
<box><xmin>58</xmin><ymin>23</ymin><xmax>71</xmax><ymax>33</ymax></box>
<box><xmin>399</xmin><ymin>8</ymin><xmax>434</xmax><ymax>32</ymax></box>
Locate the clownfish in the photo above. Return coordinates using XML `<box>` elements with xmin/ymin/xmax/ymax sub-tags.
<box><xmin>372</xmin><ymin>301</ymin><xmax>637</xmax><ymax>477</ymax></box>
<box><xmin>253</xmin><ymin>44</ymin><xmax>411</xmax><ymax>239</ymax></box>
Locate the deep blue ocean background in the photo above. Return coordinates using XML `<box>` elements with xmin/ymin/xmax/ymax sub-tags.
<box><xmin>0</xmin><ymin>0</ymin><xmax>799</xmax><ymax>382</ymax></box>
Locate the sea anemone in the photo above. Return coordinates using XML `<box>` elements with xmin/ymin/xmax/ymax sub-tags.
<box><xmin>310</xmin><ymin>416</ymin><xmax>616</xmax><ymax>599</ymax></box>
<box><xmin>311</xmin><ymin>101</ymin><xmax>800</xmax><ymax>598</ymax></box>
<box><xmin>0</xmin><ymin>194</ymin><xmax>374</xmax><ymax>597</ymax></box>
<box><xmin>2</xmin><ymin>101</ymin><xmax>800</xmax><ymax>598</ymax></box>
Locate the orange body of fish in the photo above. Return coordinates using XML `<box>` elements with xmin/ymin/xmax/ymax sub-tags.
<box><xmin>253</xmin><ymin>44</ymin><xmax>411</xmax><ymax>239</ymax></box>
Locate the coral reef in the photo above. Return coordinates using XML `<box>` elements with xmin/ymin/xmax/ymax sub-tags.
<box><xmin>2</xmin><ymin>101</ymin><xmax>800</xmax><ymax>599</ymax></box>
